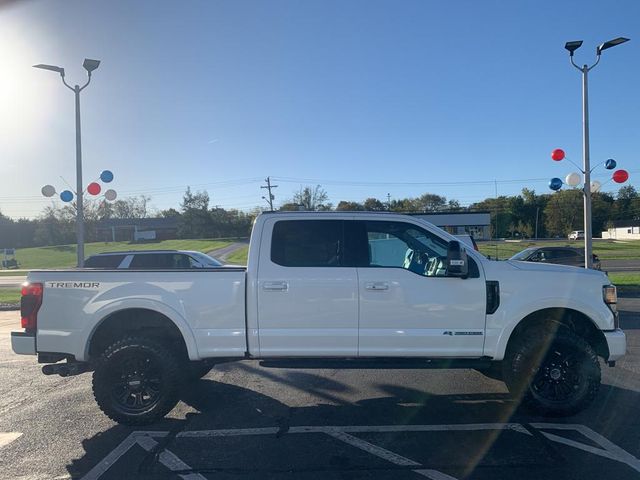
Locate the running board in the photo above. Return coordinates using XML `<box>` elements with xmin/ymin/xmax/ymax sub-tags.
<box><xmin>258</xmin><ymin>357</ymin><xmax>494</xmax><ymax>370</ymax></box>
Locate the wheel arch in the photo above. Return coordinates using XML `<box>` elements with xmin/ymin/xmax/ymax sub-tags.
<box><xmin>503</xmin><ymin>307</ymin><xmax>609</xmax><ymax>361</ymax></box>
<box><xmin>86</xmin><ymin>307</ymin><xmax>198</xmax><ymax>362</ymax></box>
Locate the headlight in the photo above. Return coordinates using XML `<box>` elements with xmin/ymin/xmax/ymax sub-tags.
<box><xmin>603</xmin><ymin>285</ymin><xmax>617</xmax><ymax>313</ymax></box>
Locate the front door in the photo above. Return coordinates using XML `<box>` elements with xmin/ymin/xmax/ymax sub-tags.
<box><xmin>257</xmin><ymin>218</ymin><xmax>359</xmax><ymax>356</ymax></box>
<box><xmin>349</xmin><ymin>220</ymin><xmax>487</xmax><ymax>357</ymax></box>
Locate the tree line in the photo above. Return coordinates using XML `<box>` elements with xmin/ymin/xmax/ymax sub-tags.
<box><xmin>1</xmin><ymin>185</ymin><xmax>638</xmax><ymax>249</ymax></box>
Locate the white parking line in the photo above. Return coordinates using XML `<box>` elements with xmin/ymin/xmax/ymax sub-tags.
<box><xmin>0</xmin><ymin>432</ymin><xmax>22</xmax><ymax>448</ymax></box>
<box><xmin>81</xmin><ymin>423</ymin><xmax>640</xmax><ymax>479</ymax></box>
<box><xmin>413</xmin><ymin>470</ymin><xmax>459</xmax><ymax>480</ymax></box>
<box><xmin>326</xmin><ymin>431</ymin><xmax>459</xmax><ymax>479</ymax></box>
<box><xmin>326</xmin><ymin>431</ymin><xmax>421</xmax><ymax>466</ymax></box>
<box><xmin>80</xmin><ymin>432</ymin><xmax>168</xmax><ymax>480</ymax></box>
<box><xmin>136</xmin><ymin>435</ymin><xmax>207</xmax><ymax>480</ymax></box>
<box><xmin>531</xmin><ymin>423</ymin><xmax>640</xmax><ymax>473</ymax></box>
<box><xmin>176</xmin><ymin>423</ymin><xmax>530</xmax><ymax>437</ymax></box>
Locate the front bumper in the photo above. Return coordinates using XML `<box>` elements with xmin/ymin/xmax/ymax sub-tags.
<box><xmin>11</xmin><ymin>331</ymin><xmax>36</xmax><ymax>355</ymax></box>
<box><xmin>604</xmin><ymin>328</ymin><xmax>626</xmax><ymax>362</ymax></box>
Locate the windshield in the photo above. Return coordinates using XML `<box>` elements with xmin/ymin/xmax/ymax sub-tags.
<box><xmin>509</xmin><ymin>247</ymin><xmax>537</xmax><ymax>261</ymax></box>
<box><xmin>190</xmin><ymin>252</ymin><xmax>222</xmax><ymax>267</ymax></box>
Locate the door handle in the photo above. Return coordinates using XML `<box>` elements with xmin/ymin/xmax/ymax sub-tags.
<box><xmin>365</xmin><ymin>282</ymin><xmax>389</xmax><ymax>291</ymax></box>
<box><xmin>262</xmin><ymin>281</ymin><xmax>289</xmax><ymax>291</ymax></box>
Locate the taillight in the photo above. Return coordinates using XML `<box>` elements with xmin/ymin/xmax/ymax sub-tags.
<box><xmin>21</xmin><ymin>282</ymin><xmax>43</xmax><ymax>332</ymax></box>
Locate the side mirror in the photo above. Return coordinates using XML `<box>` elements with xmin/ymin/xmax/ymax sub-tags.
<box><xmin>447</xmin><ymin>240</ymin><xmax>468</xmax><ymax>278</ymax></box>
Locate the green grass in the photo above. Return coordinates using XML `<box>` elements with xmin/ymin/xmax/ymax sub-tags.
<box><xmin>224</xmin><ymin>246</ymin><xmax>249</xmax><ymax>265</ymax></box>
<box><xmin>0</xmin><ymin>271</ymin><xmax>24</xmax><ymax>276</ymax></box>
<box><xmin>13</xmin><ymin>239</ymin><xmax>233</xmax><ymax>269</ymax></box>
<box><xmin>0</xmin><ymin>289</ymin><xmax>20</xmax><ymax>304</ymax></box>
<box><xmin>479</xmin><ymin>239</ymin><xmax>640</xmax><ymax>261</ymax></box>
<box><xmin>608</xmin><ymin>272</ymin><xmax>640</xmax><ymax>295</ymax></box>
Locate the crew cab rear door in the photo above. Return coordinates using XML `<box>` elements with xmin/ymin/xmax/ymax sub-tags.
<box><xmin>345</xmin><ymin>219</ymin><xmax>487</xmax><ymax>357</ymax></box>
<box><xmin>256</xmin><ymin>218</ymin><xmax>358</xmax><ymax>356</ymax></box>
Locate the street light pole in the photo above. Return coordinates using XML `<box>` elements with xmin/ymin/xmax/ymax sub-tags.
<box><xmin>74</xmin><ymin>85</ymin><xmax>85</xmax><ymax>266</ymax></box>
<box><xmin>34</xmin><ymin>59</ymin><xmax>100</xmax><ymax>267</ymax></box>
<box><xmin>565</xmin><ymin>38</ymin><xmax>629</xmax><ymax>268</ymax></box>
<box><xmin>580</xmin><ymin>63</ymin><xmax>593</xmax><ymax>269</ymax></box>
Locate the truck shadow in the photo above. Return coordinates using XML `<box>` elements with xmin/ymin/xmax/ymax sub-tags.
<box><xmin>65</xmin><ymin>367</ymin><xmax>640</xmax><ymax>479</ymax></box>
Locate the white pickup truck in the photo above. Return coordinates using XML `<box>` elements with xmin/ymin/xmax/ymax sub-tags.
<box><xmin>12</xmin><ymin>212</ymin><xmax>625</xmax><ymax>424</ymax></box>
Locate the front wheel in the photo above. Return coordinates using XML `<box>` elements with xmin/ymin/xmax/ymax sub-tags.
<box><xmin>92</xmin><ymin>336</ymin><xmax>182</xmax><ymax>425</ymax></box>
<box><xmin>504</xmin><ymin>329</ymin><xmax>601</xmax><ymax>416</ymax></box>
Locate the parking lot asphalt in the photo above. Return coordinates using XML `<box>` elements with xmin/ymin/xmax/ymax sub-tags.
<box><xmin>1</xmin><ymin>302</ymin><xmax>639</xmax><ymax>480</ymax></box>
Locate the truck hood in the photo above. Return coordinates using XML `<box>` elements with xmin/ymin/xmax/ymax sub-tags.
<box><xmin>506</xmin><ymin>259</ymin><xmax>605</xmax><ymax>277</ymax></box>
<box><xmin>479</xmin><ymin>258</ymin><xmax>610</xmax><ymax>285</ymax></box>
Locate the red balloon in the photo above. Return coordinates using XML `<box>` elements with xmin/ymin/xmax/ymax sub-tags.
<box><xmin>613</xmin><ymin>169</ymin><xmax>629</xmax><ymax>184</ymax></box>
<box><xmin>551</xmin><ymin>148</ymin><xmax>565</xmax><ymax>161</ymax></box>
<box><xmin>87</xmin><ymin>182</ymin><xmax>101</xmax><ymax>195</ymax></box>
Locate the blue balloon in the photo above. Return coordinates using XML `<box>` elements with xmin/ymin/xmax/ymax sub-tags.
<box><xmin>549</xmin><ymin>178</ymin><xmax>563</xmax><ymax>191</ymax></box>
<box><xmin>60</xmin><ymin>190</ymin><xmax>74</xmax><ymax>202</ymax></box>
<box><xmin>605</xmin><ymin>158</ymin><xmax>617</xmax><ymax>170</ymax></box>
<box><xmin>100</xmin><ymin>170</ymin><xmax>114</xmax><ymax>183</ymax></box>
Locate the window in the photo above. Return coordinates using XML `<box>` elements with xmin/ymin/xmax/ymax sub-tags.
<box><xmin>360</xmin><ymin>221</ymin><xmax>449</xmax><ymax>277</ymax></box>
<box><xmin>271</xmin><ymin>220</ymin><xmax>343</xmax><ymax>267</ymax></box>
<box><xmin>189</xmin><ymin>252</ymin><xmax>222</xmax><ymax>267</ymax></box>
<box><xmin>84</xmin><ymin>254</ymin><xmax>126</xmax><ymax>268</ymax></box>
<box><xmin>129</xmin><ymin>253</ymin><xmax>194</xmax><ymax>269</ymax></box>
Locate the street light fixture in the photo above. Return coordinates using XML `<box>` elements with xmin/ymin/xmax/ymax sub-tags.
<box><xmin>33</xmin><ymin>58</ymin><xmax>101</xmax><ymax>267</ymax></box>
<box><xmin>564</xmin><ymin>41</ymin><xmax>583</xmax><ymax>56</ymax></box>
<box><xmin>82</xmin><ymin>58</ymin><xmax>101</xmax><ymax>73</ymax></box>
<box><xmin>564</xmin><ymin>38</ymin><xmax>629</xmax><ymax>268</ymax></box>
<box><xmin>597</xmin><ymin>37</ymin><xmax>630</xmax><ymax>54</ymax></box>
<box><xmin>33</xmin><ymin>64</ymin><xmax>66</xmax><ymax>75</ymax></box>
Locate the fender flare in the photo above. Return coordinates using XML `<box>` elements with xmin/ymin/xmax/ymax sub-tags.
<box><xmin>82</xmin><ymin>297</ymin><xmax>199</xmax><ymax>361</ymax></box>
<box><xmin>491</xmin><ymin>298</ymin><xmax>604</xmax><ymax>361</ymax></box>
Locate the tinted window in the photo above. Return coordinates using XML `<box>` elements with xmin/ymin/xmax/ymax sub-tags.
<box><xmin>189</xmin><ymin>252</ymin><xmax>222</xmax><ymax>267</ymax></box>
<box><xmin>510</xmin><ymin>247</ymin><xmax>537</xmax><ymax>261</ymax></box>
<box><xmin>347</xmin><ymin>221</ymin><xmax>448</xmax><ymax>276</ymax></box>
<box><xmin>129</xmin><ymin>253</ymin><xmax>194</xmax><ymax>269</ymax></box>
<box><xmin>271</xmin><ymin>220</ymin><xmax>342</xmax><ymax>267</ymax></box>
<box><xmin>84</xmin><ymin>254</ymin><xmax>126</xmax><ymax>268</ymax></box>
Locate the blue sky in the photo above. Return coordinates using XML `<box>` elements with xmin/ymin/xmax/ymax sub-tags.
<box><xmin>0</xmin><ymin>0</ymin><xmax>638</xmax><ymax>218</ymax></box>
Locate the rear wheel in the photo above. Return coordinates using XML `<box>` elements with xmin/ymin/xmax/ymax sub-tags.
<box><xmin>504</xmin><ymin>329</ymin><xmax>600</xmax><ymax>416</ymax></box>
<box><xmin>92</xmin><ymin>336</ymin><xmax>181</xmax><ymax>425</ymax></box>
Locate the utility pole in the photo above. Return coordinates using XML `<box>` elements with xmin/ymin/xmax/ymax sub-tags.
<box><xmin>261</xmin><ymin>177</ymin><xmax>278</xmax><ymax>211</ymax></box>
<box><xmin>386</xmin><ymin>193</ymin><xmax>391</xmax><ymax>210</ymax></box>
<box><xmin>535</xmin><ymin>207</ymin><xmax>540</xmax><ymax>240</ymax></box>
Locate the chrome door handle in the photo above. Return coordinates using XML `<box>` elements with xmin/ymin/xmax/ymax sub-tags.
<box><xmin>365</xmin><ymin>282</ymin><xmax>389</xmax><ymax>291</ymax></box>
<box><xmin>262</xmin><ymin>281</ymin><xmax>289</xmax><ymax>291</ymax></box>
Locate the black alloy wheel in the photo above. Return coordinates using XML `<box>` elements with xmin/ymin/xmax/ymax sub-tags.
<box><xmin>504</xmin><ymin>329</ymin><xmax>601</xmax><ymax>416</ymax></box>
<box><xmin>93</xmin><ymin>336</ymin><xmax>181</xmax><ymax>425</ymax></box>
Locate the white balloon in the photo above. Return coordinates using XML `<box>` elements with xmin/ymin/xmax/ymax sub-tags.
<box><xmin>104</xmin><ymin>189</ymin><xmax>117</xmax><ymax>201</ymax></box>
<box><xmin>41</xmin><ymin>185</ymin><xmax>56</xmax><ymax>197</ymax></box>
<box><xmin>565</xmin><ymin>172</ymin><xmax>581</xmax><ymax>187</ymax></box>
<box><xmin>590</xmin><ymin>180</ymin><xmax>602</xmax><ymax>193</ymax></box>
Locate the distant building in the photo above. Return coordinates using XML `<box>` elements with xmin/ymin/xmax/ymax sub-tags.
<box><xmin>602</xmin><ymin>224</ymin><xmax>640</xmax><ymax>240</ymax></box>
<box><xmin>411</xmin><ymin>212</ymin><xmax>491</xmax><ymax>240</ymax></box>
<box><xmin>95</xmin><ymin>217</ymin><xmax>179</xmax><ymax>242</ymax></box>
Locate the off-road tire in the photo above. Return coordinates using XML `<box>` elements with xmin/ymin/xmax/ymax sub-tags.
<box><xmin>503</xmin><ymin>329</ymin><xmax>600</xmax><ymax>416</ymax></box>
<box><xmin>92</xmin><ymin>336</ymin><xmax>181</xmax><ymax>425</ymax></box>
